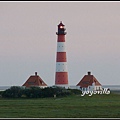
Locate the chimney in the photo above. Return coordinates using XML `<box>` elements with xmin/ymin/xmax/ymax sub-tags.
<box><xmin>88</xmin><ymin>71</ymin><xmax>91</xmax><ymax>75</ymax></box>
<box><xmin>35</xmin><ymin>72</ymin><xmax>37</xmax><ymax>76</ymax></box>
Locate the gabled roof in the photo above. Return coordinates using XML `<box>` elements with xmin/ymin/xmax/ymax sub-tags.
<box><xmin>76</xmin><ymin>72</ymin><xmax>101</xmax><ymax>87</ymax></box>
<box><xmin>22</xmin><ymin>72</ymin><xmax>47</xmax><ymax>87</ymax></box>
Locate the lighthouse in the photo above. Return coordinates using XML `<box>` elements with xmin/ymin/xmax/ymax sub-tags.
<box><xmin>55</xmin><ymin>21</ymin><xmax>69</xmax><ymax>88</ymax></box>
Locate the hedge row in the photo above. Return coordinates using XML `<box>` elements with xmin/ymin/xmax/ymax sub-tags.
<box><xmin>1</xmin><ymin>86</ymin><xmax>81</xmax><ymax>98</ymax></box>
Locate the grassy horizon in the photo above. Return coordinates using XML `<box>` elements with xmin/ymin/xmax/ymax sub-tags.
<box><xmin>0</xmin><ymin>92</ymin><xmax>120</xmax><ymax>118</ymax></box>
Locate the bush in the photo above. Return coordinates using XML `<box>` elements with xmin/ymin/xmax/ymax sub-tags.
<box><xmin>23</xmin><ymin>87</ymin><xmax>42</xmax><ymax>98</ymax></box>
<box><xmin>68</xmin><ymin>89</ymin><xmax>82</xmax><ymax>95</ymax></box>
<box><xmin>2</xmin><ymin>86</ymin><xmax>81</xmax><ymax>98</ymax></box>
<box><xmin>2</xmin><ymin>86</ymin><xmax>23</xmax><ymax>98</ymax></box>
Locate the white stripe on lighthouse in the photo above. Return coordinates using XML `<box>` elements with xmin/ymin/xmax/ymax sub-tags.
<box><xmin>57</xmin><ymin>42</ymin><xmax>66</xmax><ymax>52</ymax></box>
<box><xmin>56</xmin><ymin>62</ymin><xmax>68</xmax><ymax>72</ymax></box>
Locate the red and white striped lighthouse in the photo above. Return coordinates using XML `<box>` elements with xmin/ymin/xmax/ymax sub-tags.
<box><xmin>55</xmin><ymin>21</ymin><xmax>69</xmax><ymax>88</ymax></box>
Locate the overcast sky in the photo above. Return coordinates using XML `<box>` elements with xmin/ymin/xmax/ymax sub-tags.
<box><xmin>0</xmin><ymin>1</ymin><xmax>120</xmax><ymax>86</ymax></box>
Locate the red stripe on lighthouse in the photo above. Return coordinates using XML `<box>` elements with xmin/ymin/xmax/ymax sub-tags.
<box><xmin>57</xmin><ymin>35</ymin><xmax>65</xmax><ymax>42</ymax></box>
<box><xmin>56</xmin><ymin>52</ymin><xmax>67</xmax><ymax>62</ymax></box>
<box><xmin>55</xmin><ymin>72</ymin><xmax>68</xmax><ymax>84</ymax></box>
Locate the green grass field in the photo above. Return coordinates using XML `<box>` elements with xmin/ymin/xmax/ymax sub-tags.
<box><xmin>0</xmin><ymin>91</ymin><xmax>120</xmax><ymax>118</ymax></box>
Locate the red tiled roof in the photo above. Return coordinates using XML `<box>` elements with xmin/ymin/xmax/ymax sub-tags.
<box><xmin>22</xmin><ymin>75</ymin><xmax>47</xmax><ymax>88</ymax></box>
<box><xmin>76</xmin><ymin>74</ymin><xmax>101</xmax><ymax>88</ymax></box>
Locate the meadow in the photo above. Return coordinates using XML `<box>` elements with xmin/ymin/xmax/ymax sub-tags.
<box><xmin>0</xmin><ymin>91</ymin><xmax>120</xmax><ymax>118</ymax></box>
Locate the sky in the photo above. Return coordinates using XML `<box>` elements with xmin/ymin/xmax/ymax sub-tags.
<box><xmin>0</xmin><ymin>1</ymin><xmax>120</xmax><ymax>86</ymax></box>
